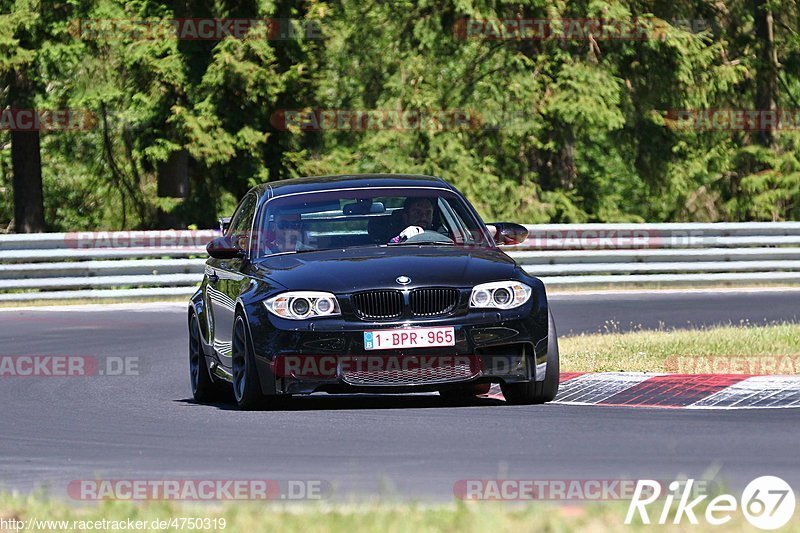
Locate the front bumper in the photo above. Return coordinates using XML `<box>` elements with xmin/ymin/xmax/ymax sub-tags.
<box><xmin>245</xmin><ymin>302</ymin><xmax>551</xmax><ymax>395</ymax></box>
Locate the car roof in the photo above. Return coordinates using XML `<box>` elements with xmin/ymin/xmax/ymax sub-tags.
<box><xmin>250</xmin><ymin>174</ymin><xmax>455</xmax><ymax>200</ymax></box>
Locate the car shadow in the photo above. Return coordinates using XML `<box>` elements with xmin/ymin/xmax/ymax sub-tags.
<box><xmin>175</xmin><ymin>393</ymin><xmax>506</xmax><ymax>411</ymax></box>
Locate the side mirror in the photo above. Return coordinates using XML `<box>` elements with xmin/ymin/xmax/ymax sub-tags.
<box><xmin>219</xmin><ymin>217</ymin><xmax>231</xmax><ymax>234</ymax></box>
<box><xmin>488</xmin><ymin>222</ymin><xmax>528</xmax><ymax>246</ymax></box>
<box><xmin>207</xmin><ymin>235</ymin><xmax>244</xmax><ymax>259</ymax></box>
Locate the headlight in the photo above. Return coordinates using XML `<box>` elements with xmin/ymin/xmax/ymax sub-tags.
<box><xmin>470</xmin><ymin>281</ymin><xmax>531</xmax><ymax>310</ymax></box>
<box><xmin>264</xmin><ymin>291</ymin><xmax>341</xmax><ymax>319</ymax></box>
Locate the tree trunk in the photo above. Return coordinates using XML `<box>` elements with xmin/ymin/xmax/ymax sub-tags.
<box><xmin>9</xmin><ymin>70</ymin><xmax>46</xmax><ymax>233</ymax></box>
<box><xmin>754</xmin><ymin>0</ymin><xmax>778</xmax><ymax>148</ymax></box>
<box><xmin>156</xmin><ymin>149</ymin><xmax>189</xmax><ymax>229</ymax></box>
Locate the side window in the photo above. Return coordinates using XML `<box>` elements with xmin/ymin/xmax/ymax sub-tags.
<box><xmin>440</xmin><ymin>198</ymin><xmax>484</xmax><ymax>245</ymax></box>
<box><xmin>227</xmin><ymin>193</ymin><xmax>257</xmax><ymax>254</ymax></box>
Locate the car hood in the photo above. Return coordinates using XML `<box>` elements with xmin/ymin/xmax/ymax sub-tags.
<box><xmin>252</xmin><ymin>246</ymin><xmax>518</xmax><ymax>293</ymax></box>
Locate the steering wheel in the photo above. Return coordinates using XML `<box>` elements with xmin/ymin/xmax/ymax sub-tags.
<box><xmin>404</xmin><ymin>230</ymin><xmax>453</xmax><ymax>244</ymax></box>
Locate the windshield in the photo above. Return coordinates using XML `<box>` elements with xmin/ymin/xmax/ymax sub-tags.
<box><xmin>254</xmin><ymin>187</ymin><xmax>492</xmax><ymax>256</ymax></box>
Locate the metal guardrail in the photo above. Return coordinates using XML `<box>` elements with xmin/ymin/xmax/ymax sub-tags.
<box><xmin>1</xmin><ymin>223</ymin><xmax>800</xmax><ymax>301</ymax></box>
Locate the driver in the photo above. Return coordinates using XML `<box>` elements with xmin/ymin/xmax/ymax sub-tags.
<box><xmin>402</xmin><ymin>197</ymin><xmax>435</xmax><ymax>229</ymax></box>
<box><xmin>388</xmin><ymin>197</ymin><xmax>436</xmax><ymax>243</ymax></box>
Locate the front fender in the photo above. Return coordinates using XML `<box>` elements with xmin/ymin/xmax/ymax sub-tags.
<box><xmin>516</xmin><ymin>271</ymin><xmax>551</xmax><ymax>381</ymax></box>
<box><xmin>236</xmin><ymin>278</ymin><xmax>280</xmax><ymax>396</ymax></box>
<box><xmin>189</xmin><ymin>287</ymin><xmax>211</xmax><ymax>348</ymax></box>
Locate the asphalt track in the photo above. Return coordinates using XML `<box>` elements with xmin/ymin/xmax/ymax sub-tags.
<box><xmin>1</xmin><ymin>289</ymin><xmax>799</xmax><ymax>502</ymax></box>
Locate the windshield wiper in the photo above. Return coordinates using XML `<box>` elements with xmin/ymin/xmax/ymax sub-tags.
<box><xmin>276</xmin><ymin>244</ymin><xmax>384</xmax><ymax>255</ymax></box>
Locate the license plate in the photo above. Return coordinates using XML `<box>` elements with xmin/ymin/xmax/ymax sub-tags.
<box><xmin>364</xmin><ymin>326</ymin><xmax>455</xmax><ymax>350</ymax></box>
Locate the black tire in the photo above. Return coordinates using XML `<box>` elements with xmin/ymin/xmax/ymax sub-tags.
<box><xmin>189</xmin><ymin>313</ymin><xmax>229</xmax><ymax>403</ymax></box>
<box><xmin>501</xmin><ymin>310</ymin><xmax>560</xmax><ymax>405</ymax></box>
<box><xmin>439</xmin><ymin>383</ymin><xmax>491</xmax><ymax>399</ymax></box>
<box><xmin>232</xmin><ymin>313</ymin><xmax>270</xmax><ymax>410</ymax></box>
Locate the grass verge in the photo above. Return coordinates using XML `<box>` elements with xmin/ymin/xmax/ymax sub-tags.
<box><xmin>0</xmin><ymin>492</ymin><xmax>773</xmax><ymax>533</ymax></box>
<box><xmin>561</xmin><ymin>322</ymin><xmax>800</xmax><ymax>373</ymax></box>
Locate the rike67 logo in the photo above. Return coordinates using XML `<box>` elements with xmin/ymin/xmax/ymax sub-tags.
<box><xmin>626</xmin><ymin>476</ymin><xmax>796</xmax><ymax>530</ymax></box>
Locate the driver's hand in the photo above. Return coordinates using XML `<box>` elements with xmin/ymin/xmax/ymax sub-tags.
<box><xmin>388</xmin><ymin>226</ymin><xmax>424</xmax><ymax>244</ymax></box>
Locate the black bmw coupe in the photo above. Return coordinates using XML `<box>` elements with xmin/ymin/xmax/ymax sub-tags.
<box><xmin>189</xmin><ymin>174</ymin><xmax>559</xmax><ymax>409</ymax></box>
